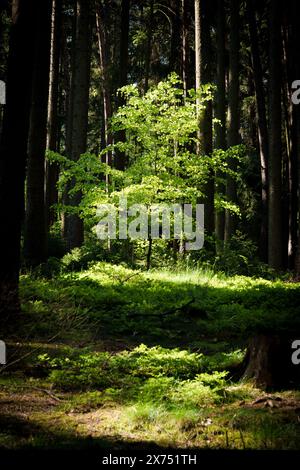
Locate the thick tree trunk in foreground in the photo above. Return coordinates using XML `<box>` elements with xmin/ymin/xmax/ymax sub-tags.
<box><xmin>243</xmin><ymin>334</ymin><xmax>299</xmax><ymax>389</ymax></box>
<box><xmin>0</xmin><ymin>0</ymin><xmax>36</xmax><ymax>318</ymax></box>
<box><xmin>292</xmin><ymin>0</ymin><xmax>300</xmax><ymax>276</ymax></box>
<box><xmin>24</xmin><ymin>0</ymin><xmax>51</xmax><ymax>267</ymax></box>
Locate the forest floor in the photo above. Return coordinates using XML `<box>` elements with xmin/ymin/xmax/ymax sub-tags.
<box><xmin>1</xmin><ymin>263</ymin><xmax>300</xmax><ymax>451</ymax></box>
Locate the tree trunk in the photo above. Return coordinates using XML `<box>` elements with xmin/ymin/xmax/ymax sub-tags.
<box><xmin>169</xmin><ymin>0</ymin><xmax>180</xmax><ymax>75</ymax></box>
<box><xmin>292</xmin><ymin>0</ymin><xmax>300</xmax><ymax>275</ymax></box>
<box><xmin>247</xmin><ymin>0</ymin><xmax>268</xmax><ymax>262</ymax></box>
<box><xmin>181</xmin><ymin>0</ymin><xmax>188</xmax><ymax>98</ymax></box>
<box><xmin>194</xmin><ymin>0</ymin><xmax>214</xmax><ymax>238</ymax></box>
<box><xmin>114</xmin><ymin>0</ymin><xmax>130</xmax><ymax>171</ymax></box>
<box><xmin>268</xmin><ymin>0</ymin><xmax>282</xmax><ymax>270</ymax></box>
<box><xmin>144</xmin><ymin>0</ymin><xmax>153</xmax><ymax>93</ymax></box>
<box><xmin>24</xmin><ymin>0</ymin><xmax>51</xmax><ymax>267</ymax></box>
<box><xmin>243</xmin><ymin>334</ymin><xmax>299</xmax><ymax>389</ymax></box>
<box><xmin>65</xmin><ymin>0</ymin><xmax>91</xmax><ymax>251</ymax></box>
<box><xmin>45</xmin><ymin>0</ymin><xmax>62</xmax><ymax>230</ymax></box>
<box><xmin>224</xmin><ymin>0</ymin><xmax>240</xmax><ymax>243</ymax></box>
<box><xmin>215</xmin><ymin>0</ymin><xmax>226</xmax><ymax>248</ymax></box>
<box><xmin>96</xmin><ymin>4</ymin><xmax>112</xmax><ymax>188</ymax></box>
<box><xmin>0</xmin><ymin>0</ymin><xmax>37</xmax><ymax>318</ymax></box>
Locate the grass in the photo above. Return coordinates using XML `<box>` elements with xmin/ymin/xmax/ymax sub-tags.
<box><xmin>1</xmin><ymin>262</ymin><xmax>300</xmax><ymax>450</ymax></box>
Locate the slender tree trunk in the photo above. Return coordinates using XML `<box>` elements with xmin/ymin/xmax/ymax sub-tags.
<box><xmin>181</xmin><ymin>0</ymin><xmax>188</xmax><ymax>98</ymax></box>
<box><xmin>224</xmin><ymin>0</ymin><xmax>240</xmax><ymax>243</ymax></box>
<box><xmin>194</xmin><ymin>0</ymin><xmax>201</xmax><ymax>112</ymax></box>
<box><xmin>195</xmin><ymin>0</ymin><xmax>214</xmax><ymax>237</ymax></box>
<box><xmin>215</xmin><ymin>0</ymin><xmax>226</xmax><ymax>247</ymax></box>
<box><xmin>45</xmin><ymin>0</ymin><xmax>62</xmax><ymax>230</ymax></box>
<box><xmin>0</xmin><ymin>0</ymin><xmax>37</xmax><ymax>317</ymax></box>
<box><xmin>144</xmin><ymin>0</ymin><xmax>154</xmax><ymax>93</ymax></box>
<box><xmin>24</xmin><ymin>0</ymin><xmax>51</xmax><ymax>267</ymax></box>
<box><xmin>114</xmin><ymin>0</ymin><xmax>130</xmax><ymax>171</ymax></box>
<box><xmin>268</xmin><ymin>0</ymin><xmax>282</xmax><ymax>270</ymax></box>
<box><xmin>65</xmin><ymin>0</ymin><xmax>91</xmax><ymax>250</ymax></box>
<box><xmin>96</xmin><ymin>4</ymin><xmax>112</xmax><ymax>188</ymax></box>
<box><xmin>169</xmin><ymin>0</ymin><xmax>180</xmax><ymax>74</ymax></box>
<box><xmin>247</xmin><ymin>0</ymin><xmax>268</xmax><ymax>262</ymax></box>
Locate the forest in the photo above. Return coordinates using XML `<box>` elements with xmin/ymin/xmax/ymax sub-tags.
<box><xmin>0</xmin><ymin>0</ymin><xmax>300</xmax><ymax>463</ymax></box>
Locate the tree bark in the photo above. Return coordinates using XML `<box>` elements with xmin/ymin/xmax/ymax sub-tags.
<box><xmin>292</xmin><ymin>0</ymin><xmax>300</xmax><ymax>275</ymax></box>
<box><xmin>267</xmin><ymin>0</ymin><xmax>282</xmax><ymax>270</ymax></box>
<box><xmin>215</xmin><ymin>0</ymin><xmax>226</xmax><ymax>247</ymax></box>
<box><xmin>194</xmin><ymin>0</ymin><xmax>214</xmax><ymax>238</ymax></box>
<box><xmin>114</xmin><ymin>0</ymin><xmax>130</xmax><ymax>171</ymax></box>
<box><xmin>96</xmin><ymin>4</ymin><xmax>112</xmax><ymax>188</ymax></box>
<box><xmin>247</xmin><ymin>0</ymin><xmax>268</xmax><ymax>262</ymax></box>
<box><xmin>144</xmin><ymin>0</ymin><xmax>153</xmax><ymax>93</ymax></box>
<box><xmin>181</xmin><ymin>0</ymin><xmax>188</xmax><ymax>98</ymax></box>
<box><xmin>224</xmin><ymin>0</ymin><xmax>240</xmax><ymax>243</ymax></box>
<box><xmin>0</xmin><ymin>0</ymin><xmax>37</xmax><ymax>317</ymax></box>
<box><xmin>243</xmin><ymin>334</ymin><xmax>299</xmax><ymax>389</ymax></box>
<box><xmin>24</xmin><ymin>0</ymin><xmax>51</xmax><ymax>267</ymax></box>
<box><xmin>45</xmin><ymin>0</ymin><xmax>62</xmax><ymax>230</ymax></box>
<box><xmin>65</xmin><ymin>0</ymin><xmax>91</xmax><ymax>251</ymax></box>
<box><xmin>169</xmin><ymin>0</ymin><xmax>180</xmax><ymax>75</ymax></box>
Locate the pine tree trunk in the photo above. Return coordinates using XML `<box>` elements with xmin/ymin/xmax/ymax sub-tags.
<box><xmin>96</xmin><ymin>4</ymin><xmax>112</xmax><ymax>186</ymax></box>
<box><xmin>224</xmin><ymin>0</ymin><xmax>240</xmax><ymax>243</ymax></box>
<box><xmin>215</xmin><ymin>0</ymin><xmax>226</xmax><ymax>248</ymax></box>
<box><xmin>247</xmin><ymin>0</ymin><xmax>268</xmax><ymax>262</ymax></box>
<box><xmin>291</xmin><ymin>0</ymin><xmax>300</xmax><ymax>276</ymax></box>
<box><xmin>169</xmin><ymin>0</ymin><xmax>180</xmax><ymax>74</ymax></box>
<box><xmin>268</xmin><ymin>0</ymin><xmax>282</xmax><ymax>270</ymax></box>
<box><xmin>65</xmin><ymin>0</ymin><xmax>91</xmax><ymax>251</ymax></box>
<box><xmin>114</xmin><ymin>0</ymin><xmax>130</xmax><ymax>171</ymax></box>
<box><xmin>243</xmin><ymin>334</ymin><xmax>299</xmax><ymax>389</ymax></box>
<box><xmin>144</xmin><ymin>0</ymin><xmax>153</xmax><ymax>93</ymax></box>
<box><xmin>194</xmin><ymin>0</ymin><xmax>214</xmax><ymax>238</ymax></box>
<box><xmin>24</xmin><ymin>0</ymin><xmax>51</xmax><ymax>267</ymax></box>
<box><xmin>181</xmin><ymin>0</ymin><xmax>188</xmax><ymax>98</ymax></box>
<box><xmin>45</xmin><ymin>0</ymin><xmax>62</xmax><ymax>230</ymax></box>
<box><xmin>0</xmin><ymin>0</ymin><xmax>37</xmax><ymax>318</ymax></box>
